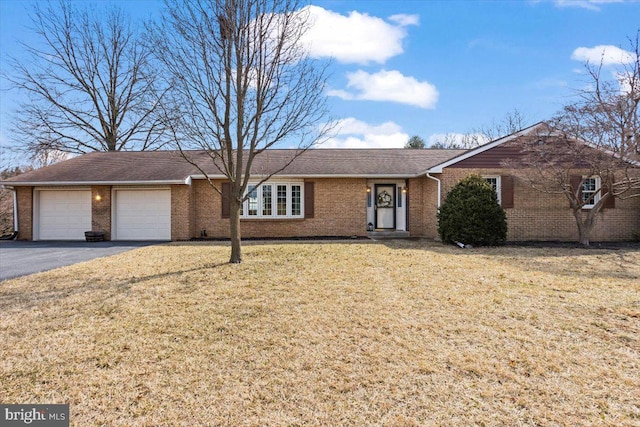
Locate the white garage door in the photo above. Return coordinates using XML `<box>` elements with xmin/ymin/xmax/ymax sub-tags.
<box><xmin>115</xmin><ymin>189</ymin><xmax>171</xmax><ymax>240</ymax></box>
<box><xmin>38</xmin><ymin>190</ymin><xmax>92</xmax><ymax>240</ymax></box>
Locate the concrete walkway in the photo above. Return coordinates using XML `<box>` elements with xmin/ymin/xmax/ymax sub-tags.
<box><xmin>0</xmin><ymin>241</ymin><xmax>159</xmax><ymax>281</ymax></box>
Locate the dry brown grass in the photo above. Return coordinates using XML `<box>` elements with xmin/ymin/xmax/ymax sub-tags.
<box><xmin>1</xmin><ymin>240</ymin><xmax>639</xmax><ymax>426</ymax></box>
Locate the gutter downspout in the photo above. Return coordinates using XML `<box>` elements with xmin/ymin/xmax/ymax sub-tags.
<box><xmin>426</xmin><ymin>173</ymin><xmax>441</xmax><ymax>208</ymax></box>
<box><xmin>12</xmin><ymin>187</ymin><xmax>18</xmax><ymax>233</ymax></box>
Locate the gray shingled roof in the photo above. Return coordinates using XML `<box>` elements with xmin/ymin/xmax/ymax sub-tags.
<box><xmin>2</xmin><ymin>149</ymin><xmax>466</xmax><ymax>185</ymax></box>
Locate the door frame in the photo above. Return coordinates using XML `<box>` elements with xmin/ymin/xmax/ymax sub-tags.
<box><xmin>374</xmin><ymin>183</ymin><xmax>396</xmax><ymax>230</ymax></box>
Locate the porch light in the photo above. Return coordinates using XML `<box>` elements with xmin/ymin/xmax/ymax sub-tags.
<box><xmin>402</xmin><ymin>187</ymin><xmax>407</xmax><ymax>194</ymax></box>
<box><xmin>366</xmin><ymin>187</ymin><xmax>371</xmax><ymax>193</ymax></box>
<box><xmin>95</xmin><ymin>194</ymin><xmax>102</xmax><ymax>201</ymax></box>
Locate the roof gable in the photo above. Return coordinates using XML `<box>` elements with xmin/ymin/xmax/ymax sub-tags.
<box><xmin>425</xmin><ymin>122</ymin><xmax>546</xmax><ymax>173</ymax></box>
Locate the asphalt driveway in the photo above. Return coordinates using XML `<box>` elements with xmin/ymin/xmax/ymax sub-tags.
<box><xmin>0</xmin><ymin>241</ymin><xmax>159</xmax><ymax>281</ymax></box>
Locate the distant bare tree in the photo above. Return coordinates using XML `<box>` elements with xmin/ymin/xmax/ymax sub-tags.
<box><xmin>151</xmin><ymin>0</ymin><xmax>333</xmax><ymax>263</ymax></box>
<box><xmin>0</xmin><ymin>166</ymin><xmax>32</xmax><ymax>236</ymax></box>
<box><xmin>430</xmin><ymin>109</ymin><xmax>527</xmax><ymax>149</ymax></box>
<box><xmin>510</xmin><ymin>33</ymin><xmax>640</xmax><ymax>246</ymax></box>
<box><xmin>474</xmin><ymin>108</ymin><xmax>527</xmax><ymax>142</ymax></box>
<box><xmin>428</xmin><ymin>133</ymin><xmax>486</xmax><ymax>150</ymax></box>
<box><xmin>8</xmin><ymin>1</ymin><xmax>167</xmax><ymax>154</ymax></box>
<box><xmin>30</xmin><ymin>148</ymin><xmax>70</xmax><ymax>169</ymax></box>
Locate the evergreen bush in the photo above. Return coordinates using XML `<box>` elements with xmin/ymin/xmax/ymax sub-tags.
<box><xmin>437</xmin><ymin>175</ymin><xmax>507</xmax><ymax>246</ymax></box>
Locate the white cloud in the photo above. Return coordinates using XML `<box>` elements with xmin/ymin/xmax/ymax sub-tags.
<box><xmin>301</xmin><ymin>6</ymin><xmax>418</xmax><ymax>64</ymax></box>
<box><xmin>388</xmin><ymin>14</ymin><xmax>420</xmax><ymax>26</ymax></box>
<box><xmin>320</xmin><ymin>118</ymin><xmax>408</xmax><ymax>149</ymax></box>
<box><xmin>553</xmin><ymin>0</ymin><xmax>623</xmax><ymax>11</ymax></box>
<box><xmin>571</xmin><ymin>45</ymin><xmax>635</xmax><ymax>65</ymax></box>
<box><xmin>328</xmin><ymin>70</ymin><xmax>439</xmax><ymax>109</ymax></box>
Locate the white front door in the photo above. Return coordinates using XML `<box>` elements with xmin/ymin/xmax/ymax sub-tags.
<box><xmin>375</xmin><ymin>184</ymin><xmax>395</xmax><ymax>229</ymax></box>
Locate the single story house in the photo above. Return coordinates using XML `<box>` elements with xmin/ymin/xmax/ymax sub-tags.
<box><xmin>3</xmin><ymin>123</ymin><xmax>639</xmax><ymax>242</ymax></box>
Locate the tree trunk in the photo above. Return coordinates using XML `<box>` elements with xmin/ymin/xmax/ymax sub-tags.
<box><xmin>572</xmin><ymin>208</ymin><xmax>594</xmax><ymax>247</ymax></box>
<box><xmin>578</xmin><ymin>227</ymin><xmax>591</xmax><ymax>247</ymax></box>
<box><xmin>229</xmin><ymin>198</ymin><xmax>242</xmax><ymax>263</ymax></box>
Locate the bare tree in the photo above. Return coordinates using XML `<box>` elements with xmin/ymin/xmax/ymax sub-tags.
<box><xmin>8</xmin><ymin>1</ymin><xmax>168</xmax><ymax>154</ymax></box>
<box><xmin>559</xmin><ymin>32</ymin><xmax>640</xmax><ymax>157</ymax></box>
<box><xmin>30</xmin><ymin>148</ymin><xmax>70</xmax><ymax>170</ymax></box>
<box><xmin>428</xmin><ymin>132</ymin><xmax>486</xmax><ymax>150</ymax></box>
<box><xmin>510</xmin><ymin>34</ymin><xmax>640</xmax><ymax>246</ymax></box>
<box><xmin>0</xmin><ymin>166</ymin><xmax>32</xmax><ymax>237</ymax></box>
<box><xmin>474</xmin><ymin>108</ymin><xmax>527</xmax><ymax>142</ymax></box>
<box><xmin>429</xmin><ymin>109</ymin><xmax>527</xmax><ymax>149</ymax></box>
<box><xmin>151</xmin><ymin>0</ymin><xmax>333</xmax><ymax>263</ymax></box>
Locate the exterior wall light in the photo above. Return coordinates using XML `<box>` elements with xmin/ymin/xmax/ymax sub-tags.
<box><xmin>95</xmin><ymin>194</ymin><xmax>102</xmax><ymax>201</ymax></box>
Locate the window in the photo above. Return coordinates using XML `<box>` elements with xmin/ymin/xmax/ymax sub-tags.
<box><xmin>277</xmin><ymin>185</ymin><xmax>287</xmax><ymax>216</ymax></box>
<box><xmin>581</xmin><ymin>177</ymin><xmax>600</xmax><ymax>208</ymax></box>
<box><xmin>247</xmin><ymin>185</ymin><xmax>258</xmax><ymax>216</ymax></box>
<box><xmin>241</xmin><ymin>182</ymin><xmax>304</xmax><ymax>218</ymax></box>
<box><xmin>262</xmin><ymin>185</ymin><xmax>272</xmax><ymax>216</ymax></box>
<box><xmin>291</xmin><ymin>185</ymin><xmax>301</xmax><ymax>216</ymax></box>
<box><xmin>483</xmin><ymin>176</ymin><xmax>501</xmax><ymax>204</ymax></box>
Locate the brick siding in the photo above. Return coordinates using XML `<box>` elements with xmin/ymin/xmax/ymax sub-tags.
<box><xmin>12</xmin><ymin>172</ymin><xmax>640</xmax><ymax>242</ymax></box>
<box><xmin>171</xmin><ymin>184</ymin><xmax>193</xmax><ymax>240</ymax></box>
<box><xmin>407</xmin><ymin>177</ymin><xmax>440</xmax><ymax>238</ymax></box>
<box><xmin>439</xmin><ymin>168</ymin><xmax>640</xmax><ymax>242</ymax></box>
<box><xmin>189</xmin><ymin>178</ymin><xmax>367</xmax><ymax>239</ymax></box>
<box><xmin>92</xmin><ymin>186</ymin><xmax>112</xmax><ymax>240</ymax></box>
<box><xmin>16</xmin><ymin>186</ymin><xmax>33</xmax><ymax>240</ymax></box>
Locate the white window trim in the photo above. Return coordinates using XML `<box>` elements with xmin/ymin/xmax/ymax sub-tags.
<box><xmin>581</xmin><ymin>176</ymin><xmax>601</xmax><ymax>209</ymax></box>
<box><xmin>241</xmin><ymin>182</ymin><xmax>304</xmax><ymax>219</ymax></box>
<box><xmin>483</xmin><ymin>175</ymin><xmax>501</xmax><ymax>205</ymax></box>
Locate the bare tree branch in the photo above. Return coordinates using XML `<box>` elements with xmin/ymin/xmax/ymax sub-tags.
<box><xmin>505</xmin><ymin>33</ymin><xmax>640</xmax><ymax>246</ymax></box>
<box><xmin>6</xmin><ymin>0</ymin><xmax>169</xmax><ymax>156</ymax></box>
<box><xmin>150</xmin><ymin>0</ymin><xmax>334</xmax><ymax>263</ymax></box>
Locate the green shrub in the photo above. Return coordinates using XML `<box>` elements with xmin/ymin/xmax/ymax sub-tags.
<box><xmin>437</xmin><ymin>175</ymin><xmax>507</xmax><ymax>246</ymax></box>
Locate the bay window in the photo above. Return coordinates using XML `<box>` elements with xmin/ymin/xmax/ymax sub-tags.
<box><xmin>241</xmin><ymin>182</ymin><xmax>303</xmax><ymax>218</ymax></box>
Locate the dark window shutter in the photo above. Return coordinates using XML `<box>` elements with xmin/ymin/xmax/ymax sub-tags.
<box><xmin>570</xmin><ymin>175</ymin><xmax>582</xmax><ymax>207</ymax></box>
<box><xmin>501</xmin><ymin>175</ymin><xmax>514</xmax><ymax>208</ymax></box>
<box><xmin>601</xmin><ymin>179</ymin><xmax>615</xmax><ymax>209</ymax></box>
<box><xmin>221</xmin><ymin>182</ymin><xmax>230</xmax><ymax>218</ymax></box>
<box><xmin>304</xmin><ymin>181</ymin><xmax>314</xmax><ymax>218</ymax></box>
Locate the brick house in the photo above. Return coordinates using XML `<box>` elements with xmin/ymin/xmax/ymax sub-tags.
<box><xmin>3</xmin><ymin>124</ymin><xmax>640</xmax><ymax>242</ymax></box>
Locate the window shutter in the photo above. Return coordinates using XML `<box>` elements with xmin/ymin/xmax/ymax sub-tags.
<box><xmin>569</xmin><ymin>175</ymin><xmax>582</xmax><ymax>206</ymax></box>
<box><xmin>221</xmin><ymin>182</ymin><xmax>230</xmax><ymax>218</ymax></box>
<box><xmin>601</xmin><ymin>178</ymin><xmax>615</xmax><ymax>209</ymax></box>
<box><xmin>304</xmin><ymin>181</ymin><xmax>314</xmax><ymax>218</ymax></box>
<box><xmin>501</xmin><ymin>175</ymin><xmax>514</xmax><ymax>208</ymax></box>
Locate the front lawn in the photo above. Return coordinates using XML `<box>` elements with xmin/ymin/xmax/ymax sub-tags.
<box><xmin>1</xmin><ymin>240</ymin><xmax>639</xmax><ymax>426</ymax></box>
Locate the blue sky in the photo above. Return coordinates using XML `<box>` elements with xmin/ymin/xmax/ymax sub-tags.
<box><xmin>1</xmin><ymin>0</ymin><xmax>639</xmax><ymax>160</ymax></box>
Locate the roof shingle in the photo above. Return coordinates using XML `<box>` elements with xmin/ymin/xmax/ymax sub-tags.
<box><xmin>2</xmin><ymin>149</ymin><xmax>466</xmax><ymax>185</ymax></box>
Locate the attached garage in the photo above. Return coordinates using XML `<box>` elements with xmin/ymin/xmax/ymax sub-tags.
<box><xmin>113</xmin><ymin>188</ymin><xmax>171</xmax><ymax>240</ymax></box>
<box><xmin>36</xmin><ymin>189</ymin><xmax>92</xmax><ymax>240</ymax></box>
